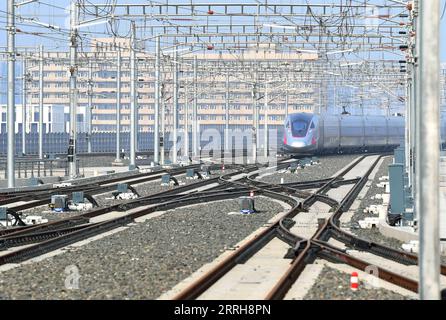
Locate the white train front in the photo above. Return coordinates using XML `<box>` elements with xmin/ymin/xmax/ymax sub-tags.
<box><xmin>282</xmin><ymin>113</ymin><xmax>410</xmax><ymax>155</ymax></box>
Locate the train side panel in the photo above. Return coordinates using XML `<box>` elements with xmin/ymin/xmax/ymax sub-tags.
<box><xmin>282</xmin><ymin>113</ymin><xmax>409</xmax><ymax>155</ymax></box>
<box><xmin>339</xmin><ymin>116</ymin><xmax>365</xmax><ymax>150</ymax></box>
<box><xmin>320</xmin><ymin>115</ymin><xmax>340</xmax><ymax>151</ymax></box>
<box><xmin>387</xmin><ymin>117</ymin><xmax>405</xmax><ymax>146</ymax></box>
<box><xmin>364</xmin><ymin>116</ymin><xmax>388</xmax><ymax>147</ymax></box>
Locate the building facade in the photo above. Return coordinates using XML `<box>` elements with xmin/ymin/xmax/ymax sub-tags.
<box><xmin>0</xmin><ymin>104</ymin><xmax>86</xmax><ymax>134</ymax></box>
<box><xmin>22</xmin><ymin>38</ymin><xmax>319</xmax><ymax>134</ymax></box>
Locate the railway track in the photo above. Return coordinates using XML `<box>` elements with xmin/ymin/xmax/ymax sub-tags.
<box><xmin>0</xmin><ymin>158</ymin><xmax>302</xmax><ymax>237</ymax></box>
<box><xmin>171</xmin><ymin>155</ymin><xmax>366</xmax><ymax>299</ymax></box>
<box><xmin>0</xmin><ymin>164</ymin><xmax>248</xmax><ymax>245</ymax></box>
<box><xmin>172</xmin><ymin>155</ymin><xmax>445</xmax><ymax>300</ymax></box>
<box><xmin>0</xmin><ymin>163</ymin><xmax>204</xmax><ymax>208</ymax></box>
<box><xmin>0</xmin><ymin>160</ymin><xmax>295</xmax><ymax>265</ymax></box>
<box><xmin>2</xmin><ymin>154</ymin><xmax>431</xmax><ymax>300</ymax></box>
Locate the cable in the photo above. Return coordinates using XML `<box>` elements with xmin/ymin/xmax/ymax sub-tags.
<box><xmin>441</xmin><ymin>0</ymin><xmax>446</xmax><ymax>20</ymax></box>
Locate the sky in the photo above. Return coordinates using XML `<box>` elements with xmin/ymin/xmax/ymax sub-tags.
<box><xmin>441</xmin><ymin>0</ymin><xmax>446</xmax><ymax>63</ymax></box>
<box><xmin>0</xmin><ymin>0</ymin><xmax>443</xmax><ymax>110</ymax></box>
<box><xmin>0</xmin><ymin>0</ymin><xmax>444</xmax><ymax>60</ymax></box>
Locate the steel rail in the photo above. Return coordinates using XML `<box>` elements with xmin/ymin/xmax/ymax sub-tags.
<box><xmin>265</xmin><ymin>155</ymin><xmax>382</xmax><ymax>299</ymax></box>
<box><xmin>0</xmin><ymin>165</ymin><xmax>291</xmax><ymax>265</ymax></box>
<box><xmin>173</xmin><ymin>156</ymin><xmax>365</xmax><ymax>299</ymax></box>
<box><xmin>0</xmin><ymin>172</ymin><xmax>234</xmax><ymax>239</ymax></box>
<box><xmin>0</xmin><ymin>164</ymin><xmax>203</xmax><ymax>206</ymax></box>
<box><xmin>0</xmin><ymin>163</ymin><xmax>268</xmax><ymax>249</ymax></box>
<box><xmin>266</xmin><ymin>155</ymin><xmax>442</xmax><ymax>299</ymax></box>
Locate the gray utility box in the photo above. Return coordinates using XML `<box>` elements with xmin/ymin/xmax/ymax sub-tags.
<box><xmin>200</xmin><ymin>165</ymin><xmax>211</xmax><ymax>174</ymax></box>
<box><xmin>186</xmin><ymin>169</ymin><xmax>196</xmax><ymax>178</ymax></box>
<box><xmin>301</xmin><ymin>158</ymin><xmax>311</xmax><ymax>166</ymax></box>
<box><xmin>389</xmin><ymin>163</ymin><xmax>405</xmax><ymax>215</ymax></box>
<box><xmin>72</xmin><ymin>191</ymin><xmax>85</xmax><ymax>204</ymax></box>
<box><xmin>29</xmin><ymin>177</ymin><xmax>43</xmax><ymax>186</ymax></box>
<box><xmin>289</xmin><ymin>163</ymin><xmax>298</xmax><ymax>173</ymax></box>
<box><xmin>161</xmin><ymin>174</ymin><xmax>171</xmax><ymax>184</ymax></box>
<box><xmin>239</xmin><ymin>196</ymin><xmax>255</xmax><ymax>214</ymax></box>
<box><xmin>0</xmin><ymin>207</ymin><xmax>7</xmax><ymax>220</ymax></box>
<box><xmin>117</xmin><ymin>183</ymin><xmax>128</xmax><ymax>193</ymax></box>
<box><xmin>394</xmin><ymin>147</ymin><xmax>405</xmax><ymax>165</ymax></box>
<box><xmin>51</xmin><ymin>195</ymin><xmax>68</xmax><ymax>211</ymax></box>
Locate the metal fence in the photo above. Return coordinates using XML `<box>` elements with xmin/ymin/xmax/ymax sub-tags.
<box><xmin>0</xmin><ymin>125</ymin><xmax>284</xmax><ymax>155</ymax></box>
<box><xmin>0</xmin><ymin>158</ymin><xmax>80</xmax><ymax>179</ymax></box>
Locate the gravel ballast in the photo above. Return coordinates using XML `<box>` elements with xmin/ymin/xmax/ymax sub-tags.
<box><xmin>347</xmin><ymin>156</ymin><xmax>406</xmax><ymax>251</ymax></box>
<box><xmin>18</xmin><ymin>169</ymin><xmax>236</xmax><ymax>222</ymax></box>
<box><xmin>258</xmin><ymin>154</ymin><xmax>358</xmax><ymax>184</ymax></box>
<box><xmin>0</xmin><ymin>196</ymin><xmax>284</xmax><ymax>299</ymax></box>
<box><xmin>303</xmin><ymin>266</ymin><xmax>411</xmax><ymax>300</ymax></box>
<box><xmin>344</xmin><ymin>157</ymin><xmax>446</xmax><ymax>264</ymax></box>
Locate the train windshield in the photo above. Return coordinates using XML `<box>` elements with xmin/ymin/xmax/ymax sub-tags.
<box><xmin>291</xmin><ymin>120</ymin><xmax>309</xmax><ymax>137</ymax></box>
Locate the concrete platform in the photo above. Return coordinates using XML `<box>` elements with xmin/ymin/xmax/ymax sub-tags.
<box><xmin>284</xmin><ymin>262</ymin><xmax>325</xmax><ymax>300</ymax></box>
<box><xmin>289</xmin><ymin>201</ymin><xmax>331</xmax><ymax>239</ymax></box>
<box><xmin>325</xmin><ymin>156</ymin><xmax>379</xmax><ymax>206</ymax></box>
<box><xmin>340</xmin><ymin>156</ymin><xmax>387</xmax><ymax>226</ymax></box>
<box><xmin>80</xmin><ymin>166</ymin><xmax>137</xmax><ymax>178</ymax></box>
<box><xmin>197</xmin><ymin>238</ymin><xmax>291</xmax><ymax>300</ymax></box>
<box><xmin>158</xmin><ymin>199</ymin><xmax>292</xmax><ymax>300</ymax></box>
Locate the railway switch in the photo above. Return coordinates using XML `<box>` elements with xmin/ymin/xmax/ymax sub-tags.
<box><xmin>117</xmin><ymin>184</ymin><xmax>128</xmax><ymax>194</ymax></box>
<box><xmin>161</xmin><ymin>174</ymin><xmax>171</xmax><ymax>185</ymax></box>
<box><xmin>112</xmin><ymin>183</ymin><xmax>138</xmax><ymax>200</ymax></box>
<box><xmin>317</xmin><ymin>218</ymin><xmax>326</xmax><ymax>228</ymax></box>
<box><xmin>302</xmin><ymin>158</ymin><xmax>312</xmax><ymax>167</ymax></box>
<box><xmin>23</xmin><ymin>215</ymin><xmax>48</xmax><ymax>225</ymax></box>
<box><xmin>200</xmin><ymin>165</ymin><xmax>211</xmax><ymax>175</ymax></box>
<box><xmin>53</xmin><ymin>182</ymin><xmax>72</xmax><ymax>188</ymax></box>
<box><xmin>288</xmin><ymin>163</ymin><xmax>298</xmax><ymax>173</ymax></box>
<box><xmin>186</xmin><ymin>169</ymin><xmax>198</xmax><ymax>179</ymax></box>
<box><xmin>68</xmin><ymin>191</ymin><xmax>93</xmax><ymax>211</ymax></box>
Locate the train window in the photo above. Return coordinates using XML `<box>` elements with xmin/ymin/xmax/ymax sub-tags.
<box><xmin>291</xmin><ymin>120</ymin><xmax>309</xmax><ymax>137</ymax></box>
<box><xmin>286</xmin><ymin>121</ymin><xmax>290</xmax><ymax>128</ymax></box>
<box><xmin>310</xmin><ymin>122</ymin><xmax>315</xmax><ymax>129</ymax></box>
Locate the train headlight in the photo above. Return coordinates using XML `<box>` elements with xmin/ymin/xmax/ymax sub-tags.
<box><xmin>292</xmin><ymin>141</ymin><xmax>305</xmax><ymax>147</ymax></box>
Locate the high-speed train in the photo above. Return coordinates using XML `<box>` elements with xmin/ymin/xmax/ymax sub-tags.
<box><xmin>282</xmin><ymin>113</ymin><xmax>416</xmax><ymax>155</ymax></box>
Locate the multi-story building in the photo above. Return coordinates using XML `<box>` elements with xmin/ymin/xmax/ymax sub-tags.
<box><xmin>0</xmin><ymin>104</ymin><xmax>87</xmax><ymax>134</ymax></box>
<box><xmin>22</xmin><ymin>38</ymin><xmax>319</xmax><ymax>134</ymax></box>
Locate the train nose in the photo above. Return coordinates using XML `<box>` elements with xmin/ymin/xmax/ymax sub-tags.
<box><xmin>290</xmin><ymin>140</ymin><xmax>307</xmax><ymax>148</ymax></box>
